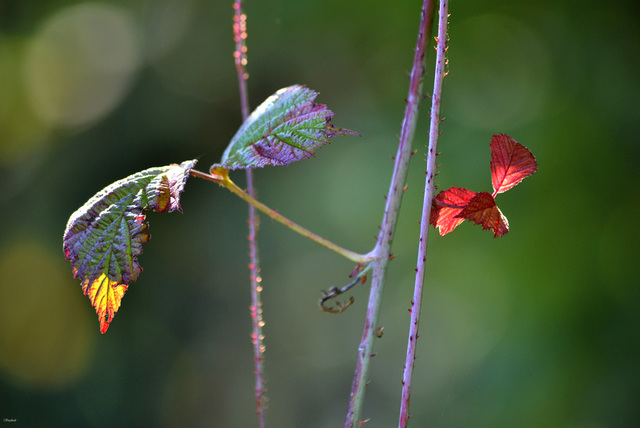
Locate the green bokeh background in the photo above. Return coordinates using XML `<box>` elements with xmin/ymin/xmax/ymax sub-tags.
<box><xmin>1</xmin><ymin>0</ymin><xmax>638</xmax><ymax>426</ymax></box>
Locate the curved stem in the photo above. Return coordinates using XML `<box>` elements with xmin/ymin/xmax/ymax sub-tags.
<box><xmin>398</xmin><ymin>1</ymin><xmax>449</xmax><ymax>426</ymax></box>
<box><xmin>191</xmin><ymin>169</ymin><xmax>375</xmax><ymax>264</ymax></box>
<box><xmin>344</xmin><ymin>1</ymin><xmax>436</xmax><ymax>426</ymax></box>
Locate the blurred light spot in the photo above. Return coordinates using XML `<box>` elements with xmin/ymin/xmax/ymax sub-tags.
<box><xmin>0</xmin><ymin>40</ymin><xmax>50</xmax><ymax>164</ymax></box>
<box><xmin>24</xmin><ymin>3</ymin><xmax>140</xmax><ymax>128</ymax></box>
<box><xmin>141</xmin><ymin>0</ymin><xmax>195</xmax><ymax>62</ymax></box>
<box><xmin>145</xmin><ymin>2</ymin><xmax>230</xmax><ymax>103</ymax></box>
<box><xmin>0</xmin><ymin>240</ymin><xmax>94</xmax><ymax>388</ymax></box>
<box><xmin>447</xmin><ymin>15</ymin><xmax>551</xmax><ymax>129</ymax></box>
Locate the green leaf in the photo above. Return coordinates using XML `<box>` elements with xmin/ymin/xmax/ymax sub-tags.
<box><xmin>212</xmin><ymin>85</ymin><xmax>358</xmax><ymax>170</ymax></box>
<box><xmin>63</xmin><ymin>160</ymin><xmax>196</xmax><ymax>333</ymax></box>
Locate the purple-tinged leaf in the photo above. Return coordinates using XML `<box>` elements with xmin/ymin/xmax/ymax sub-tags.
<box><xmin>212</xmin><ymin>85</ymin><xmax>358</xmax><ymax>170</ymax></box>
<box><xmin>63</xmin><ymin>160</ymin><xmax>196</xmax><ymax>332</ymax></box>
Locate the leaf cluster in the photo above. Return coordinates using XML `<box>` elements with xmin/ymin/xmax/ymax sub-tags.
<box><xmin>430</xmin><ymin>134</ymin><xmax>538</xmax><ymax>237</ymax></box>
<box><xmin>63</xmin><ymin>91</ymin><xmax>537</xmax><ymax>334</ymax></box>
<box><xmin>63</xmin><ymin>86</ymin><xmax>355</xmax><ymax>332</ymax></box>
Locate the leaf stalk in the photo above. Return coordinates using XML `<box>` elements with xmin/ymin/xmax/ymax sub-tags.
<box><xmin>190</xmin><ymin>168</ymin><xmax>375</xmax><ymax>264</ymax></box>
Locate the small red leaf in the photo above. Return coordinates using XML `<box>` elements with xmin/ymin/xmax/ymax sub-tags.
<box><xmin>460</xmin><ymin>192</ymin><xmax>509</xmax><ymax>237</ymax></box>
<box><xmin>430</xmin><ymin>187</ymin><xmax>476</xmax><ymax>236</ymax></box>
<box><xmin>490</xmin><ymin>134</ymin><xmax>538</xmax><ymax>196</ymax></box>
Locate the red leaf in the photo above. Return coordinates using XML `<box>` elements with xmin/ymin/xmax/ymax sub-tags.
<box><xmin>430</xmin><ymin>187</ymin><xmax>476</xmax><ymax>236</ymax></box>
<box><xmin>490</xmin><ymin>134</ymin><xmax>538</xmax><ymax>196</ymax></box>
<box><xmin>460</xmin><ymin>192</ymin><xmax>509</xmax><ymax>237</ymax></box>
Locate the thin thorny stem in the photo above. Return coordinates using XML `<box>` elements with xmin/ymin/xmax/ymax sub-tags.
<box><xmin>398</xmin><ymin>0</ymin><xmax>449</xmax><ymax>426</ymax></box>
<box><xmin>343</xmin><ymin>0</ymin><xmax>436</xmax><ymax>426</ymax></box>
<box><xmin>232</xmin><ymin>2</ymin><xmax>266</xmax><ymax>427</ymax></box>
<box><xmin>205</xmin><ymin>2</ymin><xmax>440</xmax><ymax>425</ymax></box>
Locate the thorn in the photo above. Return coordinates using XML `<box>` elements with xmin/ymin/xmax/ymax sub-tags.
<box><xmin>403</xmin><ymin>185</ymin><xmax>408</xmax><ymax>192</ymax></box>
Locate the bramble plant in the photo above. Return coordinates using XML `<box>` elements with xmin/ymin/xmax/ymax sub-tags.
<box><xmin>63</xmin><ymin>0</ymin><xmax>537</xmax><ymax>426</ymax></box>
<box><xmin>63</xmin><ymin>85</ymin><xmax>363</xmax><ymax>334</ymax></box>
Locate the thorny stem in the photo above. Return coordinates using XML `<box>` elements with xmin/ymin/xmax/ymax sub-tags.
<box><xmin>398</xmin><ymin>1</ymin><xmax>449</xmax><ymax>427</ymax></box>
<box><xmin>344</xmin><ymin>0</ymin><xmax>435</xmax><ymax>426</ymax></box>
<box><xmin>190</xmin><ymin>169</ymin><xmax>376</xmax><ymax>265</ymax></box>
<box><xmin>233</xmin><ymin>2</ymin><xmax>266</xmax><ymax>427</ymax></box>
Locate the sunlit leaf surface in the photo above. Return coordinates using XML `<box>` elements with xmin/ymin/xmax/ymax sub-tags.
<box><xmin>431</xmin><ymin>135</ymin><xmax>536</xmax><ymax>238</ymax></box>
<box><xmin>460</xmin><ymin>192</ymin><xmax>509</xmax><ymax>237</ymax></box>
<box><xmin>63</xmin><ymin>160</ymin><xmax>196</xmax><ymax>332</ymax></box>
<box><xmin>430</xmin><ymin>187</ymin><xmax>476</xmax><ymax>236</ymax></box>
<box><xmin>212</xmin><ymin>85</ymin><xmax>358</xmax><ymax>170</ymax></box>
<box><xmin>490</xmin><ymin>134</ymin><xmax>538</xmax><ymax>195</ymax></box>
